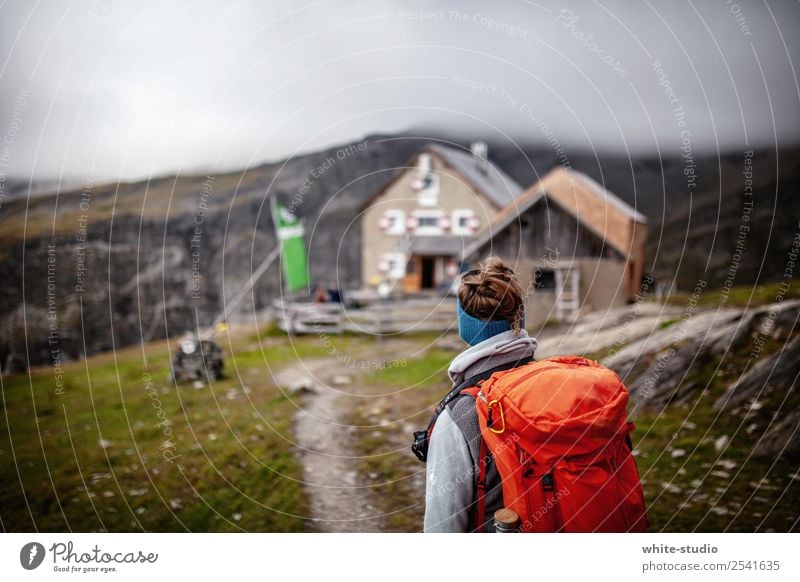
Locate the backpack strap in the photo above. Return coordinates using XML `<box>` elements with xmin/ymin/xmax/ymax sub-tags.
<box><xmin>428</xmin><ymin>355</ymin><xmax>533</xmax><ymax>438</ymax></box>
<box><xmin>475</xmin><ymin>436</ymin><xmax>488</xmax><ymax>532</ymax></box>
<box><xmin>411</xmin><ymin>355</ymin><xmax>534</xmax><ymax>463</ymax></box>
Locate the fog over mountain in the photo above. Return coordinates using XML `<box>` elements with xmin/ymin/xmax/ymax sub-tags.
<box><xmin>1</xmin><ymin>0</ymin><xmax>799</xmax><ymax>181</ymax></box>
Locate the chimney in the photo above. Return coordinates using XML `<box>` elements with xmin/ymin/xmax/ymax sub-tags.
<box><xmin>418</xmin><ymin>153</ymin><xmax>432</xmax><ymax>174</ymax></box>
<box><xmin>471</xmin><ymin>141</ymin><xmax>488</xmax><ymax>174</ymax></box>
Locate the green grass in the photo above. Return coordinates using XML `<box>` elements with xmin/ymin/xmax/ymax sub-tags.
<box><xmin>365</xmin><ymin>348</ymin><xmax>453</xmax><ymax>388</ymax></box>
<box><xmin>349</xmin><ymin>411</ymin><xmax>428</xmax><ymax>532</ymax></box>
<box><xmin>0</xmin><ymin>329</ymin><xmax>337</xmax><ymax>532</ymax></box>
<box><xmin>347</xmin><ymin>347</ymin><xmax>453</xmax><ymax>532</ymax></box>
<box><xmin>631</xmin><ymin>339</ymin><xmax>800</xmax><ymax>532</ymax></box>
<box><xmin>3</xmin><ymin>313</ymin><xmax>796</xmax><ymax>533</ymax></box>
<box><xmin>664</xmin><ymin>281</ymin><xmax>799</xmax><ymax>308</ymax></box>
<box><xmin>659</xmin><ymin>318</ymin><xmax>681</xmax><ymax>330</ymax></box>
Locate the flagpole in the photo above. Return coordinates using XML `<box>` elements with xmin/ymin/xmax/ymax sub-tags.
<box><xmin>208</xmin><ymin>192</ymin><xmax>284</xmax><ymax>332</ymax></box>
<box><xmin>270</xmin><ymin>194</ymin><xmax>288</xmax><ymax>297</ymax></box>
<box><xmin>211</xmin><ymin>245</ymin><xmax>281</xmax><ymax>329</ymax></box>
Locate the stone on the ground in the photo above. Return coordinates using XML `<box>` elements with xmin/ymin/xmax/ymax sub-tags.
<box><xmin>288</xmin><ymin>377</ymin><xmax>316</xmax><ymax>395</ymax></box>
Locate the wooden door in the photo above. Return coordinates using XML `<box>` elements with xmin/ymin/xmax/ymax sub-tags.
<box><xmin>403</xmin><ymin>256</ymin><xmax>421</xmax><ymax>293</ymax></box>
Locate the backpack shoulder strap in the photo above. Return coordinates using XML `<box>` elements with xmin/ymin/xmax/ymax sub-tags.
<box><xmin>431</xmin><ymin>355</ymin><xmax>533</xmax><ymax>429</ymax></box>
<box><xmin>412</xmin><ymin>356</ymin><xmax>534</xmax><ymax>462</ymax></box>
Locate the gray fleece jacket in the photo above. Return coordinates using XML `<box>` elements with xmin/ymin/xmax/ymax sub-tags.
<box><xmin>423</xmin><ymin>330</ymin><xmax>538</xmax><ymax>532</ymax></box>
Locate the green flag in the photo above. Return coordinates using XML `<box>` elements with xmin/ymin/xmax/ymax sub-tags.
<box><xmin>272</xmin><ymin>199</ymin><xmax>309</xmax><ymax>292</ymax></box>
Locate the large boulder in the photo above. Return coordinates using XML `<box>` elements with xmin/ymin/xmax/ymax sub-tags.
<box><xmin>625</xmin><ymin>300</ymin><xmax>798</xmax><ymax>408</ymax></box>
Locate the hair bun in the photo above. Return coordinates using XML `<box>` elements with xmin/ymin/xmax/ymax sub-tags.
<box><xmin>458</xmin><ymin>256</ymin><xmax>524</xmax><ymax>332</ymax></box>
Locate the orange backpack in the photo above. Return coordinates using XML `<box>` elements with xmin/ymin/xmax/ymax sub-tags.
<box><xmin>414</xmin><ymin>356</ymin><xmax>648</xmax><ymax>532</ymax></box>
<box><xmin>471</xmin><ymin>355</ymin><xmax>647</xmax><ymax>532</ymax></box>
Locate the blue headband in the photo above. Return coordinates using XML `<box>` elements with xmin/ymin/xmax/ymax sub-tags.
<box><xmin>457</xmin><ymin>299</ymin><xmax>523</xmax><ymax>346</ymax></box>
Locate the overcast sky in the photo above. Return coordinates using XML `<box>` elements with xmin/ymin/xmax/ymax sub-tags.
<box><xmin>1</xmin><ymin>0</ymin><xmax>799</xmax><ymax>181</ymax></box>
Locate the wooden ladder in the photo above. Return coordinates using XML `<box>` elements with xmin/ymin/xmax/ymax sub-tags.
<box><xmin>554</xmin><ymin>267</ymin><xmax>580</xmax><ymax>320</ymax></box>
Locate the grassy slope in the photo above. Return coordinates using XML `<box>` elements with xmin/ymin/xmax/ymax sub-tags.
<box><xmin>0</xmin><ymin>170</ymin><xmax>270</xmax><ymax>244</ymax></box>
<box><xmin>3</xmin><ymin>293</ymin><xmax>797</xmax><ymax>533</ymax></box>
<box><xmin>632</xmin><ymin>343</ymin><xmax>800</xmax><ymax>532</ymax></box>
<box><xmin>664</xmin><ymin>281</ymin><xmax>800</xmax><ymax>308</ymax></box>
<box><xmin>0</xmin><ymin>327</ymin><xmax>332</xmax><ymax>532</ymax></box>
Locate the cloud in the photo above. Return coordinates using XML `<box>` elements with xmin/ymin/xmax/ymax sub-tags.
<box><xmin>1</xmin><ymin>0</ymin><xmax>798</xmax><ymax>180</ymax></box>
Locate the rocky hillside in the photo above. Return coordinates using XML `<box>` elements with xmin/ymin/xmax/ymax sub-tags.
<box><xmin>0</xmin><ymin>137</ymin><xmax>421</xmax><ymax>368</ymax></box>
<box><xmin>603</xmin><ymin>298</ymin><xmax>800</xmax><ymax>459</ymax></box>
<box><xmin>2</xmin><ymin>135</ymin><xmax>799</xmax><ymax>368</ymax></box>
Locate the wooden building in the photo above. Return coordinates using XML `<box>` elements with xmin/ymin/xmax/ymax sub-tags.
<box><xmin>361</xmin><ymin>142</ymin><xmax>522</xmax><ymax>293</ymax></box>
<box><xmin>461</xmin><ymin>167</ymin><xmax>648</xmax><ymax>324</ymax></box>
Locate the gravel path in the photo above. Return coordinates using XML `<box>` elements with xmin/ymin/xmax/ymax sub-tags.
<box><xmin>275</xmin><ymin>357</ymin><xmax>385</xmax><ymax>532</ymax></box>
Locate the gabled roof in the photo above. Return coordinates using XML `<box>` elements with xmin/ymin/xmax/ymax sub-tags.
<box><xmin>572</xmin><ymin>170</ymin><xmax>648</xmax><ymax>223</ymax></box>
<box><xmin>361</xmin><ymin>142</ymin><xmax>522</xmax><ymax>211</ymax></box>
<box><xmin>462</xmin><ymin>166</ymin><xmax>648</xmax><ymax>260</ymax></box>
<box><xmin>424</xmin><ymin>143</ymin><xmax>523</xmax><ymax>208</ymax></box>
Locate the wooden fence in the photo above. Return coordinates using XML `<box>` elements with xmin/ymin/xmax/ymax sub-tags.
<box><xmin>272</xmin><ymin>297</ymin><xmax>457</xmax><ymax>335</ymax></box>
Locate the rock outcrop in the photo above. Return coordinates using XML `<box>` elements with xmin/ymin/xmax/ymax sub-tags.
<box><xmin>614</xmin><ymin>299</ymin><xmax>799</xmax><ymax>459</ymax></box>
